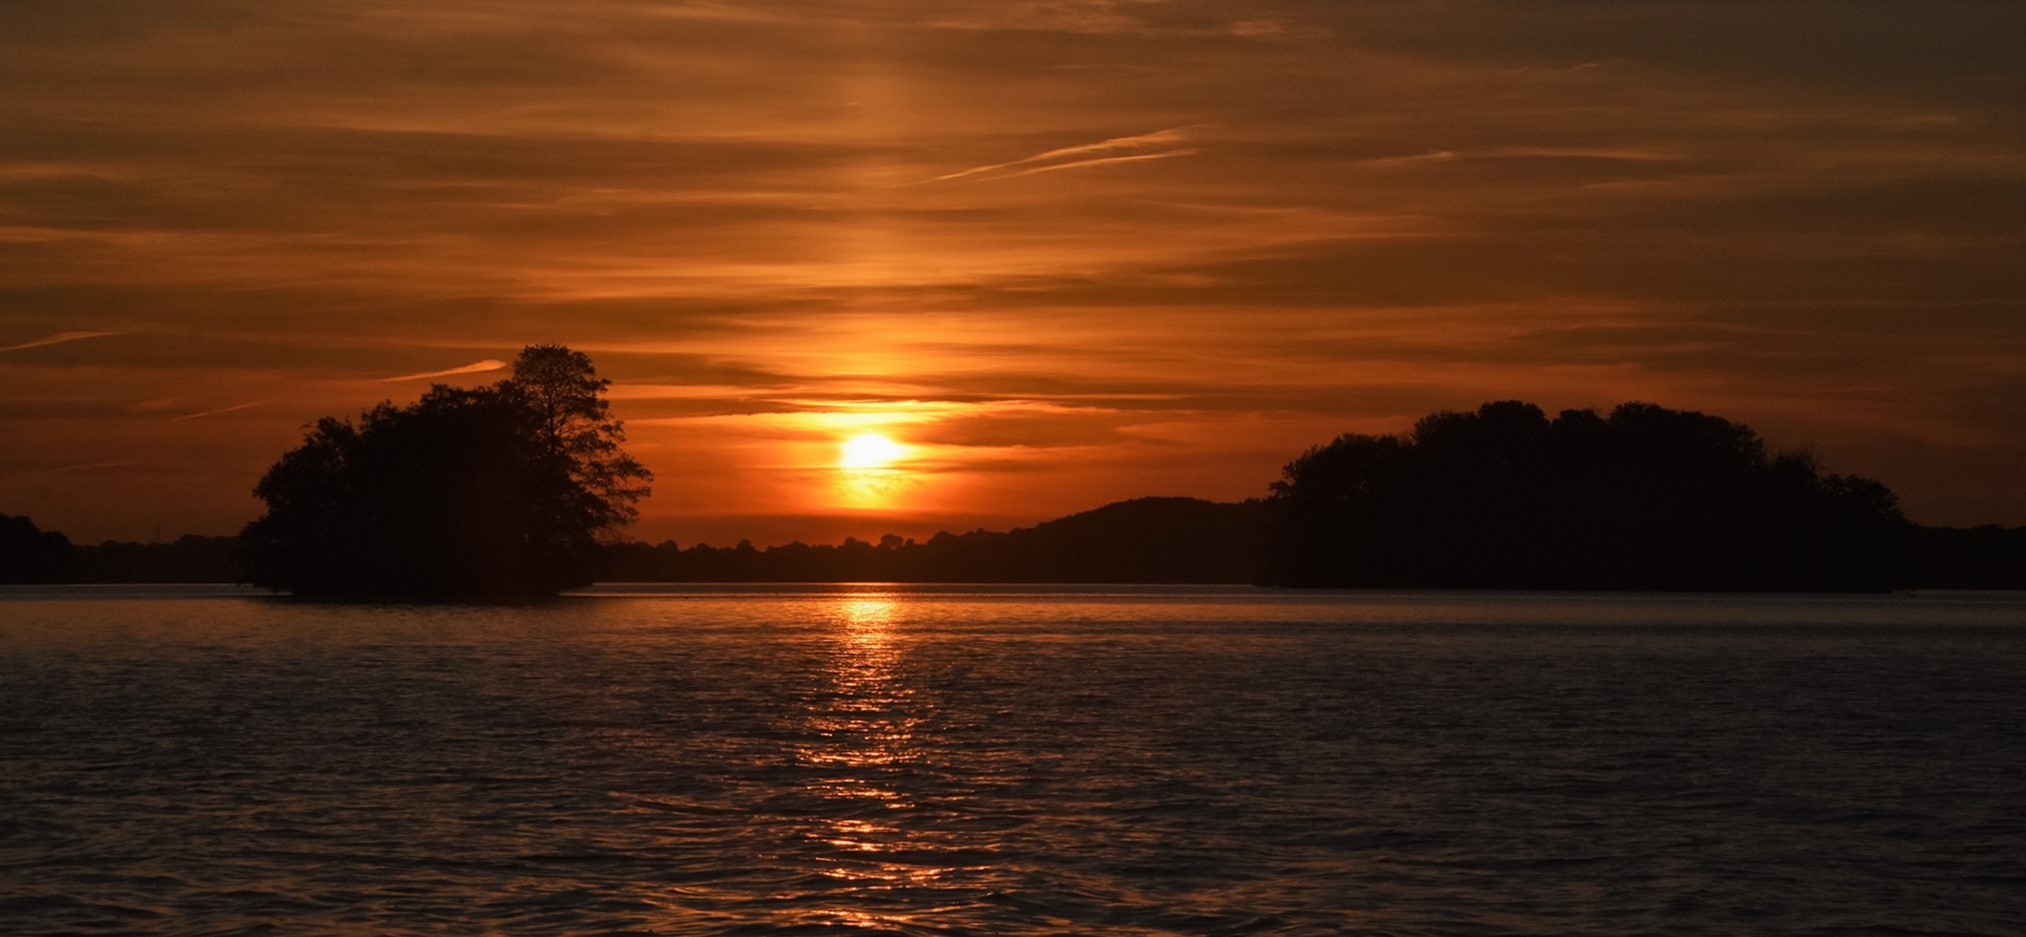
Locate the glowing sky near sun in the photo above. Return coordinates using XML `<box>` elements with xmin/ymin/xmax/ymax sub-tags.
<box><xmin>1</xmin><ymin>1</ymin><xmax>2022</xmax><ymax>544</ymax></box>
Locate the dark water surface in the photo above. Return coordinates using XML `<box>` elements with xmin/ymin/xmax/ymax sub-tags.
<box><xmin>2</xmin><ymin>586</ymin><xmax>2022</xmax><ymax>935</ymax></box>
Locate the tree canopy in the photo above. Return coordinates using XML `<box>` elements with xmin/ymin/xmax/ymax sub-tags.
<box><xmin>1264</xmin><ymin>401</ymin><xmax>1911</xmax><ymax>591</ymax></box>
<box><xmin>241</xmin><ymin>345</ymin><xmax>650</xmax><ymax>600</ymax></box>
<box><xmin>1</xmin><ymin>514</ymin><xmax>75</xmax><ymax>584</ymax></box>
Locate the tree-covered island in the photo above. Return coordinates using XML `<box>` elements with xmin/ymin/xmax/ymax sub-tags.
<box><xmin>240</xmin><ymin>345</ymin><xmax>650</xmax><ymax>600</ymax></box>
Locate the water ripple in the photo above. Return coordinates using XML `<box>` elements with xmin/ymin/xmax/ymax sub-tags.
<box><xmin>2</xmin><ymin>587</ymin><xmax>2023</xmax><ymax>934</ymax></box>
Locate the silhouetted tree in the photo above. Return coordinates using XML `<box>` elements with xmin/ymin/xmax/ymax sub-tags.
<box><xmin>1265</xmin><ymin>401</ymin><xmax>1913</xmax><ymax>591</ymax></box>
<box><xmin>507</xmin><ymin>344</ymin><xmax>651</xmax><ymax>529</ymax></box>
<box><xmin>241</xmin><ymin>345</ymin><xmax>651</xmax><ymax>600</ymax></box>
<box><xmin>1</xmin><ymin>514</ymin><xmax>76</xmax><ymax>583</ymax></box>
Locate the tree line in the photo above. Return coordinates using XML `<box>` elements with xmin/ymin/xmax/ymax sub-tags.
<box><xmin>1264</xmin><ymin>401</ymin><xmax>1914</xmax><ymax>591</ymax></box>
<box><xmin>600</xmin><ymin>497</ymin><xmax>1266</xmax><ymax>584</ymax></box>
<box><xmin>5</xmin><ymin>349</ymin><xmax>2023</xmax><ymax>594</ymax></box>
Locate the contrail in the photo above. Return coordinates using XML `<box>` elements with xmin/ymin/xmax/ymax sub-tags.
<box><xmin>991</xmin><ymin>149</ymin><xmax>1198</xmax><ymax>180</ymax></box>
<box><xmin>172</xmin><ymin>401</ymin><xmax>269</xmax><ymax>422</ymax></box>
<box><xmin>930</xmin><ymin>127</ymin><xmax>1199</xmax><ymax>183</ymax></box>
<box><xmin>380</xmin><ymin>359</ymin><xmax>508</xmax><ymax>382</ymax></box>
<box><xmin>0</xmin><ymin>330</ymin><xmax>119</xmax><ymax>352</ymax></box>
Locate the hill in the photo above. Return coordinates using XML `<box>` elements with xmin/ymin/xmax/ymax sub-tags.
<box><xmin>600</xmin><ymin>497</ymin><xmax>1268</xmax><ymax>583</ymax></box>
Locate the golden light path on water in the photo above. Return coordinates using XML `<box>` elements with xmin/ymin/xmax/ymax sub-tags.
<box><xmin>800</xmin><ymin>595</ymin><xmax>944</xmax><ymax>930</ymax></box>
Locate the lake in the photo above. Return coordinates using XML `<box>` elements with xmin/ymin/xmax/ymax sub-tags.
<box><xmin>2</xmin><ymin>585</ymin><xmax>2022</xmax><ymax>935</ymax></box>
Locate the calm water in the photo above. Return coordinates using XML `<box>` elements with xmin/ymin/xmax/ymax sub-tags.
<box><xmin>2</xmin><ymin>586</ymin><xmax>2022</xmax><ymax>936</ymax></box>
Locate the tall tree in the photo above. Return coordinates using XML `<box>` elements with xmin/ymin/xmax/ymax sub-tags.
<box><xmin>505</xmin><ymin>344</ymin><xmax>652</xmax><ymax>533</ymax></box>
<box><xmin>242</xmin><ymin>346</ymin><xmax>651</xmax><ymax>600</ymax></box>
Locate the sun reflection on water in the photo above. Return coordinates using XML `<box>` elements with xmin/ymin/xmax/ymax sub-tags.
<box><xmin>795</xmin><ymin>592</ymin><xmax>951</xmax><ymax>926</ymax></box>
<box><xmin>840</xmin><ymin>597</ymin><xmax>898</xmax><ymax>639</ymax></box>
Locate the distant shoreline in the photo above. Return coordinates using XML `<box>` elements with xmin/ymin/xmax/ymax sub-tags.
<box><xmin>10</xmin><ymin>582</ymin><xmax>2026</xmax><ymax>600</ymax></box>
<box><xmin>7</xmin><ymin>499</ymin><xmax>2025</xmax><ymax>591</ymax></box>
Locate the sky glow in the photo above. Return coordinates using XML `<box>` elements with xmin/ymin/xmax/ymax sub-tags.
<box><xmin>1</xmin><ymin>1</ymin><xmax>2021</xmax><ymax>545</ymax></box>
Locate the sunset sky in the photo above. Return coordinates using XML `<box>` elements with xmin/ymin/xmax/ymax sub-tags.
<box><xmin>2</xmin><ymin>1</ymin><xmax>2022</xmax><ymax>546</ymax></box>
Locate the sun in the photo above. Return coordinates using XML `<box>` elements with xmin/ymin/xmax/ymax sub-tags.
<box><xmin>840</xmin><ymin>432</ymin><xmax>906</xmax><ymax>471</ymax></box>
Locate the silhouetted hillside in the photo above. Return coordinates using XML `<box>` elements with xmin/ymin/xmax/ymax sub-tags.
<box><xmin>919</xmin><ymin>496</ymin><xmax>1268</xmax><ymax>583</ymax></box>
<box><xmin>5</xmin><ymin>505</ymin><xmax>2021</xmax><ymax>589</ymax></box>
<box><xmin>600</xmin><ymin>497</ymin><xmax>1268</xmax><ymax>583</ymax></box>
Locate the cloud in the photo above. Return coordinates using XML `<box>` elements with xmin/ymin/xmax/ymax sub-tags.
<box><xmin>929</xmin><ymin>127</ymin><xmax>1201</xmax><ymax>183</ymax></box>
<box><xmin>379</xmin><ymin>359</ymin><xmax>508</xmax><ymax>382</ymax></box>
<box><xmin>170</xmin><ymin>400</ymin><xmax>268</xmax><ymax>422</ymax></box>
<box><xmin>43</xmin><ymin>460</ymin><xmax>138</xmax><ymax>476</ymax></box>
<box><xmin>992</xmin><ymin>149</ymin><xmax>1200</xmax><ymax>180</ymax></box>
<box><xmin>1</xmin><ymin>0</ymin><xmax>2021</xmax><ymax>540</ymax></box>
<box><xmin>0</xmin><ymin>330</ymin><xmax>119</xmax><ymax>352</ymax></box>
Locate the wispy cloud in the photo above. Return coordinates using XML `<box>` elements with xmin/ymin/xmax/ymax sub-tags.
<box><xmin>2</xmin><ymin>1</ymin><xmax>2021</xmax><ymax>541</ymax></box>
<box><xmin>992</xmin><ymin>149</ymin><xmax>1199</xmax><ymax>180</ymax></box>
<box><xmin>379</xmin><ymin>359</ymin><xmax>508</xmax><ymax>382</ymax></box>
<box><xmin>0</xmin><ymin>330</ymin><xmax>120</xmax><ymax>352</ymax></box>
<box><xmin>930</xmin><ymin>128</ymin><xmax>1201</xmax><ymax>183</ymax></box>
<box><xmin>45</xmin><ymin>460</ymin><xmax>137</xmax><ymax>475</ymax></box>
<box><xmin>171</xmin><ymin>400</ymin><xmax>269</xmax><ymax>422</ymax></box>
